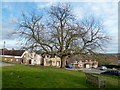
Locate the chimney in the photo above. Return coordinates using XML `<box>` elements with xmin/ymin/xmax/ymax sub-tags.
<box><xmin>12</xmin><ymin>48</ymin><xmax>14</xmax><ymax>51</ymax></box>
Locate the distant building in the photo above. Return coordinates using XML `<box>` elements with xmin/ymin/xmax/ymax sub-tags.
<box><xmin>71</xmin><ymin>60</ymin><xmax>98</xmax><ymax>69</ymax></box>
<box><xmin>0</xmin><ymin>48</ymin><xmax>42</xmax><ymax>65</ymax></box>
<box><xmin>43</xmin><ymin>55</ymin><xmax>61</xmax><ymax>67</ymax></box>
<box><xmin>1</xmin><ymin>48</ymin><xmax>99</xmax><ymax>68</ymax></box>
<box><xmin>80</xmin><ymin>60</ymin><xmax>98</xmax><ymax>68</ymax></box>
<box><xmin>118</xmin><ymin>60</ymin><xmax>120</xmax><ymax>65</ymax></box>
<box><xmin>0</xmin><ymin>48</ymin><xmax>61</xmax><ymax>67</ymax></box>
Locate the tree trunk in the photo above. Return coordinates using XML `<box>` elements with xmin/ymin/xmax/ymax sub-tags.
<box><xmin>60</xmin><ymin>59</ymin><xmax>63</xmax><ymax>68</ymax></box>
<box><xmin>60</xmin><ymin>56</ymin><xmax>66</xmax><ymax>68</ymax></box>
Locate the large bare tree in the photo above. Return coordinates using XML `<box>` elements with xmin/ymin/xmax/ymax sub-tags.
<box><xmin>16</xmin><ymin>3</ymin><xmax>109</xmax><ymax>68</ymax></box>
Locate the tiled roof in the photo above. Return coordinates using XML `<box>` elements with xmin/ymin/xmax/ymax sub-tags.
<box><xmin>1</xmin><ymin>49</ymin><xmax>25</xmax><ymax>56</ymax></box>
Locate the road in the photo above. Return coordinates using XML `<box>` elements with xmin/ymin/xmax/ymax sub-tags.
<box><xmin>66</xmin><ymin>68</ymin><xmax>106</xmax><ymax>74</ymax></box>
<box><xmin>83</xmin><ymin>69</ymin><xmax>106</xmax><ymax>74</ymax></box>
<box><xmin>0</xmin><ymin>61</ymin><xmax>15</xmax><ymax>66</ymax></box>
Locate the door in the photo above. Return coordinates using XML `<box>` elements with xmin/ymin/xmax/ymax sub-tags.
<box><xmin>56</xmin><ymin>61</ymin><xmax>60</xmax><ymax>66</ymax></box>
<box><xmin>29</xmin><ymin>59</ymin><xmax>31</xmax><ymax>64</ymax></box>
<box><xmin>21</xmin><ymin>59</ymin><xmax>23</xmax><ymax>64</ymax></box>
<box><xmin>86</xmin><ymin>64</ymin><xmax>90</xmax><ymax>68</ymax></box>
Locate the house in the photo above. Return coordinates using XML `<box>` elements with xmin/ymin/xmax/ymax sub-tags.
<box><xmin>70</xmin><ymin>60</ymin><xmax>98</xmax><ymax>69</ymax></box>
<box><xmin>65</xmin><ymin>55</ymin><xmax>98</xmax><ymax>69</ymax></box>
<box><xmin>22</xmin><ymin>51</ymin><xmax>42</xmax><ymax>65</ymax></box>
<box><xmin>0</xmin><ymin>48</ymin><xmax>98</xmax><ymax>68</ymax></box>
<box><xmin>0</xmin><ymin>48</ymin><xmax>42</xmax><ymax>65</ymax></box>
<box><xmin>0</xmin><ymin>48</ymin><xmax>61</xmax><ymax>67</ymax></box>
<box><xmin>0</xmin><ymin>48</ymin><xmax>25</xmax><ymax>64</ymax></box>
<box><xmin>118</xmin><ymin>60</ymin><xmax>120</xmax><ymax>65</ymax></box>
<box><xmin>79</xmin><ymin>60</ymin><xmax>98</xmax><ymax>68</ymax></box>
<box><xmin>43</xmin><ymin>55</ymin><xmax>61</xmax><ymax>67</ymax></box>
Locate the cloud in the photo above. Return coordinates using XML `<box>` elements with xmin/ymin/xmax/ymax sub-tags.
<box><xmin>72</xmin><ymin>2</ymin><xmax>118</xmax><ymax>53</ymax></box>
<box><xmin>2</xmin><ymin>14</ymin><xmax>18</xmax><ymax>39</ymax></box>
<box><xmin>2</xmin><ymin>27</ymin><xmax>15</xmax><ymax>39</ymax></box>
<box><xmin>1</xmin><ymin>0</ymin><xmax>119</xmax><ymax>2</ymax></box>
<box><xmin>36</xmin><ymin>1</ymin><xmax>57</xmax><ymax>10</ymax></box>
<box><xmin>2</xmin><ymin>5</ymin><xmax>9</xmax><ymax>9</ymax></box>
<box><xmin>8</xmin><ymin>14</ymin><xmax>18</xmax><ymax>24</ymax></box>
<box><xmin>73</xmin><ymin>6</ymin><xmax>84</xmax><ymax>20</ymax></box>
<box><xmin>2</xmin><ymin>3</ymin><xmax>13</xmax><ymax>11</ymax></box>
<box><xmin>1</xmin><ymin>23</ymin><xmax>20</xmax><ymax>49</ymax></box>
<box><xmin>0</xmin><ymin>39</ymin><xmax>21</xmax><ymax>49</ymax></box>
<box><xmin>1</xmin><ymin>1</ymin><xmax>118</xmax><ymax>53</ymax></box>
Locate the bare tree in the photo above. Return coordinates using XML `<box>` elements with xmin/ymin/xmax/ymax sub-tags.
<box><xmin>16</xmin><ymin>11</ymin><xmax>52</xmax><ymax>52</ymax></box>
<box><xmin>15</xmin><ymin>3</ymin><xmax>109</xmax><ymax>68</ymax></box>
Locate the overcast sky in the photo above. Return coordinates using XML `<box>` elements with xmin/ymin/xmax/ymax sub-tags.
<box><xmin>1</xmin><ymin>0</ymin><xmax>119</xmax><ymax>53</ymax></box>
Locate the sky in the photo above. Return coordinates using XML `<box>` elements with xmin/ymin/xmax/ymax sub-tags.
<box><xmin>0</xmin><ymin>0</ymin><xmax>119</xmax><ymax>53</ymax></box>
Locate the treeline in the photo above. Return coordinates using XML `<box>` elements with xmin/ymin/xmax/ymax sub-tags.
<box><xmin>67</xmin><ymin>53</ymin><xmax>118</xmax><ymax>66</ymax></box>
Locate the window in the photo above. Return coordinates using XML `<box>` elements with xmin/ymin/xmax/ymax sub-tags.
<box><xmin>11</xmin><ymin>59</ymin><xmax>13</xmax><ymax>61</ymax></box>
<box><xmin>28</xmin><ymin>54</ymin><xmax>30</xmax><ymax>57</ymax></box>
<box><xmin>46</xmin><ymin>61</ymin><xmax>50</xmax><ymax>64</ymax></box>
<box><xmin>53</xmin><ymin>61</ymin><xmax>55</xmax><ymax>63</ymax></box>
<box><xmin>16</xmin><ymin>59</ymin><xmax>19</xmax><ymax>62</ymax></box>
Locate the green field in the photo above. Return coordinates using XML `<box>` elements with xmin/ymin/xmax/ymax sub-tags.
<box><xmin>1</xmin><ymin>65</ymin><xmax>119</xmax><ymax>88</ymax></box>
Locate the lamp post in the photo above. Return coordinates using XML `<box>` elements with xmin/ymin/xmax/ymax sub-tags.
<box><xmin>3</xmin><ymin>41</ymin><xmax>5</xmax><ymax>61</ymax></box>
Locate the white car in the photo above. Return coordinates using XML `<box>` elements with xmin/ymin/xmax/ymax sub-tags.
<box><xmin>100</xmin><ymin>66</ymin><xmax>107</xmax><ymax>70</ymax></box>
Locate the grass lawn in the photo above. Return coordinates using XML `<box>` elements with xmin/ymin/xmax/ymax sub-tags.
<box><xmin>1</xmin><ymin>65</ymin><xmax>120</xmax><ymax>88</ymax></box>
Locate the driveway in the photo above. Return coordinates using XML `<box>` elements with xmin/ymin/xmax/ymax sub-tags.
<box><xmin>0</xmin><ymin>61</ymin><xmax>15</xmax><ymax>66</ymax></box>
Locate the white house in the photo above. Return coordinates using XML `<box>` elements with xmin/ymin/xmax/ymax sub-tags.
<box><xmin>71</xmin><ymin>60</ymin><xmax>98</xmax><ymax>69</ymax></box>
<box><xmin>44</xmin><ymin>55</ymin><xmax>61</xmax><ymax>67</ymax></box>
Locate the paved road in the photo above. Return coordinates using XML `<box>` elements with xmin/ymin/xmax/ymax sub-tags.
<box><xmin>0</xmin><ymin>61</ymin><xmax>15</xmax><ymax>66</ymax></box>
<box><xmin>66</xmin><ymin>68</ymin><xmax>106</xmax><ymax>74</ymax></box>
<box><xmin>83</xmin><ymin>69</ymin><xmax>106</xmax><ymax>74</ymax></box>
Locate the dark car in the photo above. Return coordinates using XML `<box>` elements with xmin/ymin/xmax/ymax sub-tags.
<box><xmin>65</xmin><ymin>64</ymin><xmax>73</xmax><ymax>69</ymax></box>
<box><xmin>101</xmin><ymin>70</ymin><xmax>120</xmax><ymax>76</ymax></box>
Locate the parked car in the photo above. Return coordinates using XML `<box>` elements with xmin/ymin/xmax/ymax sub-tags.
<box><xmin>65</xmin><ymin>64</ymin><xmax>73</xmax><ymax>69</ymax></box>
<box><xmin>101</xmin><ymin>70</ymin><xmax>120</xmax><ymax>76</ymax></box>
<box><xmin>100</xmin><ymin>66</ymin><xmax>107</xmax><ymax>70</ymax></box>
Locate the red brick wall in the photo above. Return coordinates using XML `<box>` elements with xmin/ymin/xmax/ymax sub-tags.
<box><xmin>3</xmin><ymin>56</ymin><xmax>22</xmax><ymax>64</ymax></box>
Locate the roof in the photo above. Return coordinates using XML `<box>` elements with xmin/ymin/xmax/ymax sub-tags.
<box><xmin>0</xmin><ymin>48</ymin><xmax>8</xmax><ymax>51</ymax></box>
<box><xmin>1</xmin><ymin>49</ymin><xmax>25</xmax><ymax>56</ymax></box>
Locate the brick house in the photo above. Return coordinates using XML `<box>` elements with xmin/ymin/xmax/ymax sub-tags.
<box><xmin>0</xmin><ymin>48</ymin><xmax>25</xmax><ymax>64</ymax></box>
<box><xmin>0</xmin><ymin>48</ymin><xmax>42</xmax><ymax>65</ymax></box>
